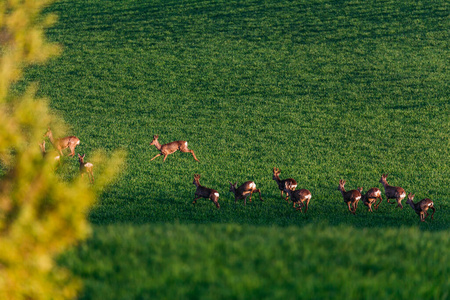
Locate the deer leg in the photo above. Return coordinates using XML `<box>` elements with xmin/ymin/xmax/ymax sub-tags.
<box><xmin>193</xmin><ymin>197</ymin><xmax>201</xmax><ymax>204</ymax></box>
<box><xmin>304</xmin><ymin>199</ymin><xmax>309</xmax><ymax>213</ymax></box>
<box><xmin>397</xmin><ymin>199</ymin><xmax>403</xmax><ymax>209</ymax></box>
<box><xmin>430</xmin><ymin>207</ymin><xmax>435</xmax><ymax>220</ymax></box>
<box><xmin>420</xmin><ymin>212</ymin><xmax>425</xmax><ymax>222</ymax></box>
<box><xmin>375</xmin><ymin>196</ymin><xmax>382</xmax><ymax>209</ymax></box>
<box><xmin>69</xmin><ymin>146</ymin><xmax>76</xmax><ymax>157</ymax></box>
<box><xmin>248</xmin><ymin>191</ymin><xmax>253</xmax><ymax>202</ymax></box>
<box><xmin>347</xmin><ymin>202</ymin><xmax>353</xmax><ymax>214</ymax></box>
<box><xmin>150</xmin><ymin>153</ymin><xmax>162</xmax><ymax>161</ymax></box>
<box><xmin>189</xmin><ymin>150</ymin><xmax>199</xmax><ymax>161</ymax></box>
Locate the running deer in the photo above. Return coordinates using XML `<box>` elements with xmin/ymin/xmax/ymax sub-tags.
<box><xmin>358</xmin><ymin>187</ymin><xmax>383</xmax><ymax>212</ymax></box>
<box><xmin>78</xmin><ymin>154</ymin><xmax>94</xmax><ymax>183</ymax></box>
<box><xmin>284</xmin><ymin>182</ymin><xmax>311</xmax><ymax>213</ymax></box>
<box><xmin>192</xmin><ymin>174</ymin><xmax>220</xmax><ymax>209</ymax></box>
<box><xmin>406</xmin><ymin>193</ymin><xmax>435</xmax><ymax>222</ymax></box>
<box><xmin>150</xmin><ymin>135</ymin><xmax>199</xmax><ymax>162</ymax></box>
<box><xmin>272</xmin><ymin>167</ymin><xmax>297</xmax><ymax>201</ymax></box>
<box><xmin>337</xmin><ymin>179</ymin><xmax>361</xmax><ymax>215</ymax></box>
<box><xmin>39</xmin><ymin>141</ymin><xmax>61</xmax><ymax>165</ymax></box>
<box><xmin>379</xmin><ymin>174</ymin><xmax>406</xmax><ymax>209</ymax></box>
<box><xmin>44</xmin><ymin>128</ymin><xmax>80</xmax><ymax>157</ymax></box>
<box><xmin>229</xmin><ymin>181</ymin><xmax>263</xmax><ymax>206</ymax></box>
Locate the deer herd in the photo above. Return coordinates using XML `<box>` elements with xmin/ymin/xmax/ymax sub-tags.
<box><xmin>40</xmin><ymin>128</ymin><xmax>94</xmax><ymax>183</ymax></box>
<box><xmin>40</xmin><ymin>131</ymin><xmax>437</xmax><ymax>222</ymax></box>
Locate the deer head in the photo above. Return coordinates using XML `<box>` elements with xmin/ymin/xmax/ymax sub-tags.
<box><xmin>338</xmin><ymin>179</ymin><xmax>346</xmax><ymax>191</ymax></box>
<box><xmin>149</xmin><ymin>135</ymin><xmax>159</xmax><ymax>146</ymax></box>
<box><xmin>406</xmin><ymin>193</ymin><xmax>415</xmax><ymax>204</ymax></box>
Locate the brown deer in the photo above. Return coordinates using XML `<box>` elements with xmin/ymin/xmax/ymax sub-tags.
<box><xmin>44</xmin><ymin>128</ymin><xmax>80</xmax><ymax>157</ymax></box>
<box><xmin>150</xmin><ymin>135</ymin><xmax>199</xmax><ymax>162</ymax></box>
<box><xmin>272</xmin><ymin>167</ymin><xmax>297</xmax><ymax>201</ymax></box>
<box><xmin>337</xmin><ymin>179</ymin><xmax>361</xmax><ymax>215</ymax></box>
<box><xmin>406</xmin><ymin>193</ymin><xmax>435</xmax><ymax>222</ymax></box>
<box><xmin>39</xmin><ymin>140</ymin><xmax>61</xmax><ymax>165</ymax></box>
<box><xmin>284</xmin><ymin>182</ymin><xmax>311</xmax><ymax>213</ymax></box>
<box><xmin>358</xmin><ymin>187</ymin><xmax>383</xmax><ymax>212</ymax></box>
<box><xmin>379</xmin><ymin>174</ymin><xmax>406</xmax><ymax>209</ymax></box>
<box><xmin>192</xmin><ymin>174</ymin><xmax>219</xmax><ymax>209</ymax></box>
<box><xmin>78</xmin><ymin>154</ymin><xmax>94</xmax><ymax>183</ymax></box>
<box><xmin>229</xmin><ymin>181</ymin><xmax>263</xmax><ymax>206</ymax></box>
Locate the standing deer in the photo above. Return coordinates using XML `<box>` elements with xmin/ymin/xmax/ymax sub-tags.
<box><xmin>379</xmin><ymin>174</ymin><xmax>406</xmax><ymax>209</ymax></box>
<box><xmin>337</xmin><ymin>179</ymin><xmax>361</xmax><ymax>215</ymax></box>
<box><xmin>39</xmin><ymin>140</ymin><xmax>61</xmax><ymax>165</ymax></box>
<box><xmin>44</xmin><ymin>128</ymin><xmax>80</xmax><ymax>157</ymax></box>
<box><xmin>284</xmin><ymin>182</ymin><xmax>311</xmax><ymax>213</ymax></box>
<box><xmin>358</xmin><ymin>187</ymin><xmax>383</xmax><ymax>212</ymax></box>
<box><xmin>192</xmin><ymin>174</ymin><xmax>220</xmax><ymax>209</ymax></box>
<box><xmin>272</xmin><ymin>167</ymin><xmax>297</xmax><ymax>201</ymax></box>
<box><xmin>78</xmin><ymin>154</ymin><xmax>94</xmax><ymax>183</ymax></box>
<box><xmin>229</xmin><ymin>181</ymin><xmax>263</xmax><ymax>206</ymax></box>
<box><xmin>150</xmin><ymin>135</ymin><xmax>199</xmax><ymax>162</ymax></box>
<box><xmin>406</xmin><ymin>193</ymin><xmax>435</xmax><ymax>222</ymax></box>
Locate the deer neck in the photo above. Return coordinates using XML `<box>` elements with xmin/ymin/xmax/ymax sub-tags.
<box><xmin>406</xmin><ymin>200</ymin><xmax>416</xmax><ymax>210</ymax></box>
<box><xmin>153</xmin><ymin>140</ymin><xmax>162</xmax><ymax>151</ymax></box>
<box><xmin>380</xmin><ymin>180</ymin><xmax>389</xmax><ymax>189</ymax></box>
<box><xmin>273</xmin><ymin>175</ymin><xmax>281</xmax><ymax>185</ymax></box>
<box><xmin>47</xmin><ymin>131</ymin><xmax>56</xmax><ymax>146</ymax></box>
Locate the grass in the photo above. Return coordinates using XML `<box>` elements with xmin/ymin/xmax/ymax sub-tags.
<box><xmin>17</xmin><ymin>0</ymin><xmax>450</xmax><ymax>298</ymax></box>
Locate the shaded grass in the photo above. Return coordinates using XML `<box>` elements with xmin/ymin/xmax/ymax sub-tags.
<box><xmin>60</xmin><ymin>223</ymin><xmax>450</xmax><ymax>300</ymax></box>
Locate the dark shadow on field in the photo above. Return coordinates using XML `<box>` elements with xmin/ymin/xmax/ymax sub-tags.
<box><xmin>88</xmin><ymin>195</ymin><xmax>450</xmax><ymax>232</ymax></box>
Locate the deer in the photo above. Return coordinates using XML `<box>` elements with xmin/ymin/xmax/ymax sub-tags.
<box><xmin>358</xmin><ymin>187</ymin><xmax>383</xmax><ymax>212</ymax></box>
<box><xmin>379</xmin><ymin>173</ymin><xmax>406</xmax><ymax>209</ymax></box>
<box><xmin>272</xmin><ymin>167</ymin><xmax>297</xmax><ymax>201</ymax></box>
<box><xmin>337</xmin><ymin>179</ymin><xmax>361</xmax><ymax>215</ymax></box>
<box><xmin>149</xmin><ymin>135</ymin><xmax>199</xmax><ymax>162</ymax></box>
<box><xmin>38</xmin><ymin>140</ymin><xmax>61</xmax><ymax>166</ymax></box>
<box><xmin>44</xmin><ymin>128</ymin><xmax>80</xmax><ymax>157</ymax></box>
<box><xmin>284</xmin><ymin>182</ymin><xmax>311</xmax><ymax>213</ymax></box>
<box><xmin>229</xmin><ymin>181</ymin><xmax>263</xmax><ymax>206</ymax></box>
<box><xmin>192</xmin><ymin>174</ymin><xmax>220</xmax><ymax>209</ymax></box>
<box><xmin>78</xmin><ymin>154</ymin><xmax>94</xmax><ymax>183</ymax></box>
<box><xmin>406</xmin><ymin>193</ymin><xmax>435</xmax><ymax>222</ymax></box>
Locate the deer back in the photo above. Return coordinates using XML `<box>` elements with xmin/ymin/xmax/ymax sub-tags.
<box><xmin>339</xmin><ymin>180</ymin><xmax>361</xmax><ymax>203</ymax></box>
<box><xmin>418</xmin><ymin>198</ymin><xmax>434</xmax><ymax>212</ymax></box>
<box><xmin>162</xmin><ymin>140</ymin><xmax>187</xmax><ymax>154</ymax></box>
<box><xmin>238</xmin><ymin>181</ymin><xmax>256</xmax><ymax>193</ymax></box>
<box><xmin>58</xmin><ymin>136</ymin><xmax>80</xmax><ymax>148</ymax></box>
<box><xmin>380</xmin><ymin>174</ymin><xmax>405</xmax><ymax>198</ymax></box>
<box><xmin>364</xmin><ymin>187</ymin><xmax>382</xmax><ymax>200</ymax></box>
<box><xmin>194</xmin><ymin>175</ymin><xmax>217</xmax><ymax>198</ymax></box>
<box><xmin>343</xmin><ymin>190</ymin><xmax>361</xmax><ymax>203</ymax></box>
<box><xmin>292</xmin><ymin>189</ymin><xmax>311</xmax><ymax>202</ymax></box>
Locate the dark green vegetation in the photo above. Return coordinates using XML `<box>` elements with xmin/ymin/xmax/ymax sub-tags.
<box><xmin>22</xmin><ymin>0</ymin><xmax>450</xmax><ymax>298</ymax></box>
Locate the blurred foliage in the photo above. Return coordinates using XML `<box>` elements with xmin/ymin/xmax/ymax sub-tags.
<box><xmin>0</xmin><ymin>0</ymin><xmax>124</xmax><ymax>299</ymax></box>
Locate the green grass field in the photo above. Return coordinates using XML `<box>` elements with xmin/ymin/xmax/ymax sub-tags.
<box><xmin>19</xmin><ymin>0</ymin><xmax>450</xmax><ymax>298</ymax></box>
